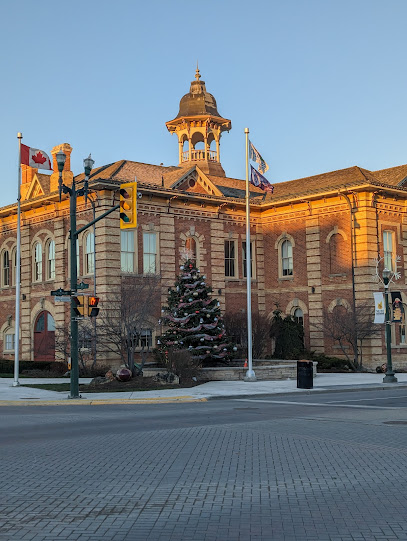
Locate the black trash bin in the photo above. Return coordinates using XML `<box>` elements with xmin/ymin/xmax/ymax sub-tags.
<box><xmin>297</xmin><ymin>360</ymin><xmax>313</xmax><ymax>389</ymax></box>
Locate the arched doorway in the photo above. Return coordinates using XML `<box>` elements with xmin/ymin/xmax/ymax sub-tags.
<box><xmin>34</xmin><ymin>311</ymin><xmax>55</xmax><ymax>362</ymax></box>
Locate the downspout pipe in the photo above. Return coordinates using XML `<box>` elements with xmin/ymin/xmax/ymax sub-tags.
<box><xmin>339</xmin><ymin>190</ymin><xmax>359</xmax><ymax>368</ymax></box>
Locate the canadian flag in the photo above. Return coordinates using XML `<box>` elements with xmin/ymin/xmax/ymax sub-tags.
<box><xmin>20</xmin><ymin>144</ymin><xmax>52</xmax><ymax>170</ymax></box>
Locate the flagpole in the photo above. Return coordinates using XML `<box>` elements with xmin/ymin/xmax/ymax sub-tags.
<box><xmin>244</xmin><ymin>128</ymin><xmax>256</xmax><ymax>381</ymax></box>
<box><xmin>13</xmin><ymin>133</ymin><xmax>23</xmax><ymax>387</ymax></box>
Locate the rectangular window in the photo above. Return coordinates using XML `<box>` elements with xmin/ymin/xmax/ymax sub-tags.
<box><xmin>143</xmin><ymin>232</ymin><xmax>157</xmax><ymax>274</ymax></box>
<box><xmin>85</xmin><ymin>233</ymin><xmax>95</xmax><ymax>275</ymax></box>
<box><xmin>121</xmin><ymin>230</ymin><xmax>135</xmax><ymax>273</ymax></box>
<box><xmin>5</xmin><ymin>333</ymin><xmax>15</xmax><ymax>351</ymax></box>
<box><xmin>139</xmin><ymin>329</ymin><xmax>153</xmax><ymax>348</ymax></box>
<box><xmin>79</xmin><ymin>330</ymin><xmax>93</xmax><ymax>350</ymax></box>
<box><xmin>383</xmin><ymin>230</ymin><xmax>394</xmax><ymax>271</ymax></box>
<box><xmin>224</xmin><ymin>240</ymin><xmax>236</xmax><ymax>277</ymax></box>
<box><xmin>400</xmin><ymin>324</ymin><xmax>406</xmax><ymax>345</ymax></box>
<box><xmin>242</xmin><ymin>241</ymin><xmax>254</xmax><ymax>278</ymax></box>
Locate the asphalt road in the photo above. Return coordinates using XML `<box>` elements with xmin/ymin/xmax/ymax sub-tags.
<box><xmin>2</xmin><ymin>388</ymin><xmax>407</xmax><ymax>540</ymax></box>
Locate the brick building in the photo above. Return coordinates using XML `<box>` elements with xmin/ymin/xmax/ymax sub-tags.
<box><xmin>1</xmin><ymin>68</ymin><xmax>407</xmax><ymax>370</ymax></box>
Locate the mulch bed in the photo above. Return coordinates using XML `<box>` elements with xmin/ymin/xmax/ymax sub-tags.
<box><xmin>79</xmin><ymin>376</ymin><xmax>205</xmax><ymax>393</ymax></box>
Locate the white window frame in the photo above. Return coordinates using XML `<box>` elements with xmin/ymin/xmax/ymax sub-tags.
<box><xmin>11</xmin><ymin>247</ymin><xmax>17</xmax><ymax>286</ymax></box>
<box><xmin>224</xmin><ymin>239</ymin><xmax>237</xmax><ymax>278</ymax></box>
<box><xmin>121</xmin><ymin>229</ymin><xmax>137</xmax><ymax>273</ymax></box>
<box><xmin>33</xmin><ymin>242</ymin><xmax>42</xmax><ymax>282</ymax></box>
<box><xmin>84</xmin><ymin>232</ymin><xmax>95</xmax><ymax>276</ymax></box>
<box><xmin>4</xmin><ymin>330</ymin><xmax>15</xmax><ymax>352</ymax></box>
<box><xmin>46</xmin><ymin>240</ymin><xmax>55</xmax><ymax>281</ymax></box>
<box><xmin>2</xmin><ymin>250</ymin><xmax>10</xmax><ymax>287</ymax></box>
<box><xmin>281</xmin><ymin>239</ymin><xmax>293</xmax><ymax>277</ymax></box>
<box><xmin>383</xmin><ymin>230</ymin><xmax>395</xmax><ymax>271</ymax></box>
<box><xmin>143</xmin><ymin>231</ymin><xmax>158</xmax><ymax>275</ymax></box>
<box><xmin>242</xmin><ymin>240</ymin><xmax>256</xmax><ymax>279</ymax></box>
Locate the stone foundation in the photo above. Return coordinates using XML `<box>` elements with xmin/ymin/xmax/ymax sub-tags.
<box><xmin>143</xmin><ymin>360</ymin><xmax>318</xmax><ymax>381</ymax></box>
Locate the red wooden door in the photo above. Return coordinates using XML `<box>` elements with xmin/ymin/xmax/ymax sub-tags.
<box><xmin>34</xmin><ymin>311</ymin><xmax>55</xmax><ymax>362</ymax></box>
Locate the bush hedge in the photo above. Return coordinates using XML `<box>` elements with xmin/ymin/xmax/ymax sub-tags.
<box><xmin>311</xmin><ymin>354</ymin><xmax>352</xmax><ymax>371</ymax></box>
<box><xmin>0</xmin><ymin>359</ymin><xmax>67</xmax><ymax>374</ymax></box>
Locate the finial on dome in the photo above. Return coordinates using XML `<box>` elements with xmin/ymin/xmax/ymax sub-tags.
<box><xmin>195</xmin><ymin>62</ymin><xmax>201</xmax><ymax>81</ymax></box>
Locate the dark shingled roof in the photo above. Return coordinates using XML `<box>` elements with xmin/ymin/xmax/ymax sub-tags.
<box><xmin>74</xmin><ymin>158</ymin><xmax>407</xmax><ymax>204</ymax></box>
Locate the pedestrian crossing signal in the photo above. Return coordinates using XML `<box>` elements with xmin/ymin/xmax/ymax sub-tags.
<box><xmin>88</xmin><ymin>296</ymin><xmax>100</xmax><ymax>318</ymax></box>
<box><xmin>73</xmin><ymin>295</ymin><xmax>85</xmax><ymax>317</ymax></box>
<box><xmin>119</xmin><ymin>182</ymin><xmax>137</xmax><ymax>229</ymax></box>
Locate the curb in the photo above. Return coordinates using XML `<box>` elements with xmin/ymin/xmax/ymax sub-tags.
<box><xmin>207</xmin><ymin>383</ymin><xmax>407</xmax><ymax>401</ymax></box>
<box><xmin>0</xmin><ymin>396</ymin><xmax>207</xmax><ymax>407</ymax></box>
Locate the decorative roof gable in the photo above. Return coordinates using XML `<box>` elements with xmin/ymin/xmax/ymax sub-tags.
<box><xmin>169</xmin><ymin>167</ymin><xmax>223</xmax><ymax>196</ymax></box>
<box><xmin>23</xmin><ymin>173</ymin><xmax>50</xmax><ymax>200</ymax></box>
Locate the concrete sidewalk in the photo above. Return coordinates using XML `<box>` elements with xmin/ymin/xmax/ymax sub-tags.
<box><xmin>1</xmin><ymin>372</ymin><xmax>407</xmax><ymax>405</ymax></box>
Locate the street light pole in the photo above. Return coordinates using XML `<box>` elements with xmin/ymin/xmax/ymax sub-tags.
<box><xmin>382</xmin><ymin>268</ymin><xmax>398</xmax><ymax>383</ymax></box>
<box><xmin>57</xmin><ymin>151</ymin><xmax>94</xmax><ymax>399</ymax></box>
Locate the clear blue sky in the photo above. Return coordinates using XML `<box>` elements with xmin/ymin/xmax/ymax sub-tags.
<box><xmin>1</xmin><ymin>0</ymin><xmax>407</xmax><ymax>206</ymax></box>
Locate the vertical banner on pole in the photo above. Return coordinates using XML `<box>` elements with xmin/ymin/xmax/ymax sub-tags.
<box><xmin>373</xmin><ymin>292</ymin><xmax>385</xmax><ymax>324</ymax></box>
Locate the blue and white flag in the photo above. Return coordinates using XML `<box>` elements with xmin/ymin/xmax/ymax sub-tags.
<box><xmin>249</xmin><ymin>141</ymin><xmax>269</xmax><ymax>174</ymax></box>
<box><xmin>250</xmin><ymin>166</ymin><xmax>274</xmax><ymax>193</ymax></box>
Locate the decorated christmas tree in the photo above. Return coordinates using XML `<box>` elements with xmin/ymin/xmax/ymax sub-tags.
<box><xmin>157</xmin><ymin>259</ymin><xmax>237</xmax><ymax>365</ymax></box>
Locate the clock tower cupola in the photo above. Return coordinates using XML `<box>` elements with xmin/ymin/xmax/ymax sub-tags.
<box><xmin>166</xmin><ymin>68</ymin><xmax>231</xmax><ymax>176</ymax></box>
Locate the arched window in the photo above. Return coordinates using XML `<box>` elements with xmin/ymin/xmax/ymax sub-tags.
<box><xmin>293</xmin><ymin>307</ymin><xmax>304</xmax><ymax>327</ymax></box>
<box><xmin>2</xmin><ymin>250</ymin><xmax>10</xmax><ymax>287</ymax></box>
<box><xmin>329</xmin><ymin>233</ymin><xmax>346</xmax><ymax>274</ymax></box>
<box><xmin>84</xmin><ymin>232</ymin><xmax>95</xmax><ymax>275</ymax></box>
<box><xmin>185</xmin><ymin>237</ymin><xmax>197</xmax><ymax>262</ymax></box>
<box><xmin>46</xmin><ymin>240</ymin><xmax>55</xmax><ymax>280</ymax></box>
<box><xmin>3</xmin><ymin>327</ymin><xmax>15</xmax><ymax>352</ymax></box>
<box><xmin>33</xmin><ymin>242</ymin><xmax>42</xmax><ymax>282</ymax></box>
<box><xmin>11</xmin><ymin>248</ymin><xmax>17</xmax><ymax>286</ymax></box>
<box><xmin>281</xmin><ymin>240</ymin><xmax>293</xmax><ymax>276</ymax></box>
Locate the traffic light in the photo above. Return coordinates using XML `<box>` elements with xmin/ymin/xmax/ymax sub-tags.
<box><xmin>88</xmin><ymin>296</ymin><xmax>100</xmax><ymax>318</ymax></box>
<box><xmin>73</xmin><ymin>296</ymin><xmax>85</xmax><ymax>317</ymax></box>
<box><xmin>119</xmin><ymin>182</ymin><xmax>137</xmax><ymax>229</ymax></box>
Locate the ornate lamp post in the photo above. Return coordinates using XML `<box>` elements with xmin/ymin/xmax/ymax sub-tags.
<box><xmin>376</xmin><ymin>257</ymin><xmax>399</xmax><ymax>384</ymax></box>
<box><xmin>382</xmin><ymin>267</ymin><xmax>398</xmax><ymax>383</ymax></box>
<box><xmin>56</xmin><ymin>151</ymin><xmax>94</xmax><ymax>398</ymax></box>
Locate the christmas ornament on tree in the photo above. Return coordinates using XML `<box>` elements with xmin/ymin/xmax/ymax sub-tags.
<box><xmin>156</xmin><ymin>258</ymin><xmax>237</xmax><ymax>365</ymax></box>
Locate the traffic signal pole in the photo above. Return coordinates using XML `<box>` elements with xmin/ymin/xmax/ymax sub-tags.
<box><xmin>68</xmin><ymin>202</ymin><xmax>119</xmax><ymax>399</ymax></box>
<box><xmin>57</xmin><ymin>151</ymin><xmax>132</xmax><ymax>399</ymax></box>
<box><xmin>69</xmin><ymin>177</ymin><xmax>80</xmax><ymax>398</ymax></box>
